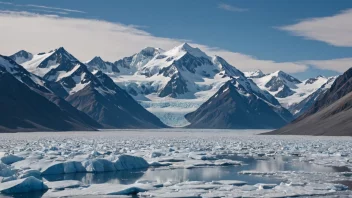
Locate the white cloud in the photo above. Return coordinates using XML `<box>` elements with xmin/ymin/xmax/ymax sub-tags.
<box><xmin>302</xmin><ymin>58</ymin><xmax>352</xmax><ymax>73</ymax></box>
<box><xmin>278</xmin><ymin>9</ymin><xmax>352</xmax><ymax>47</ymax></box>
<box><xmin>218</xmin><ymin>3</ymin><xmax>248</xmax><ymax>12</ymax></box>
<box><xmin>0</xmin><ymin>11</ymin><xmax>310</xmax><ymax>74</ymax></box>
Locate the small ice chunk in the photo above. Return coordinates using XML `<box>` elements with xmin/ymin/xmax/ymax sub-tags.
<box><xmin>112</xmin><ymin>155</ymin><xmax>149</xmax><ymax>170</ymax></box>
<box><xmin>0</xmin><ymin>163</ymin><xmax>15</xmax><ymax>177</ymax></box>
<box><xmin>149</xmin><ymin>161</ymin><xmax>172</xmax><ymax>167</ymax></box>
<box><xmin>0</xmin><ymin>176</ymin><xmax>48</xmax><ymax>194</ymax></box>
<box><xmin>82</xmin><ymin>159</ymin><xmax>115</xmax><ymax>173</ymax></box>
<box><xmin>188</xmin><ymin>152</ymin><xmax>217</xmax><ymax>160</ymax></box>
<box><xmin>214</xmin><ymin>159</ymin><xmax>241</xmax><ymax>166</ymax></box>
<box><xmin>1</xmin><ymin>154</ymin><xmax>24</xmax><ymax>165</ymax></box>
<box><xmin>211</xmin><ymin>180</ymin><xmax>247</xmax><ymax>186</ymax></box>
<box><xmin>18</xmin><ymin>169</ymin><xmax>41</xmax><ymax>179</ymax></box>
<box><xmin>255</xmin><ymin>183</ymin><xmax>277</xmax><ymax>189</ymax></box>
<box><xmin>150</xmin><ymin>151</ymin><xmax>163</xmax><ymax>158</ymax></box>
<box><xmin>46</xmin><ymin>180</ymin><xmax>83</xmax><ymax>190</ymax></box>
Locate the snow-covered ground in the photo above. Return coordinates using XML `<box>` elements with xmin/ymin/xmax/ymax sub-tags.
<box><xmin>0</xmin><ymin>130</ymin><xmax>352</xmax><ymax>197</ymax></box>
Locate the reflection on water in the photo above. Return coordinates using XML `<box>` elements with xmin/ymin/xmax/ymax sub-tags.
<box><xmin>43</xmin><ymin>155</ymin><xmax>349</xmax><ymax>186</ymax></box>
<box><xmin>44</xmin><ymin>168</ymin><xmax>147</xmax><ymax>184</ymax></box>
<box><xmin>225</xmin><ymin>155</ymin><xmax>346</xmax><ymax>173</ymax></box>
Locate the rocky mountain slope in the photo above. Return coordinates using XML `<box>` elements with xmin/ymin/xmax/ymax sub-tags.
<box><xmin>185</xmin><ymin>80</ymin><xmax>293</xmax><ymax>129</ymax></box>
<box><xmin>16</xmin><ymin>48</ymin><xmax>167</xmax><ymax>129</ymax></box>
<box><xmin>247</xmin><ymin>70</ymin><xmax>336</xmax><ymax>117</ymax></box>
<box><xmin>8</xmin><ymin>43</ymin><xmax>339</xmax><ymax>130</ymax></box>
<box><xmin>83</xmin><ymin>43</ymin><xmax>292</xmax><ymax>127</ymax></box>
<box><xmin>0</xmin><ymin>56</ymin><xmax>101</xmax><ymax>132</ymax></box>
<box><xmin>266</xmin><ymin>67</ymin><xmax>352</xmax><ymax>136</ymax></box>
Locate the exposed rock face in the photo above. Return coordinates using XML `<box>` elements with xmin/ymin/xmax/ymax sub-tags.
<box><xmin>86</xmin><ymin>56</ymin><xmax>118</xmax><ymax>73</ymax></box>
<box><xmin>14</xmin><ymin>47</ymin><xmax>168</xmax><ymax>129</ymax></box>
<box><xmin>0</xmin><ymin>55</ymin><xmax>101</xmax><ymax>132</ymax></box>
<box><xmin>81</xmin><ymin>44</ymin><xmax>293</xmax><ymax>127</ymax></box>
<box><xmin>275</xmin><ymin>85</ymin><xmax>295</xmax><ymax>98</ymax></box>
<box><xmin>264</xmin><ymin>71</ymin><xmax>301</xmax><ymax>92</ymax></box>
<box><xmin>66</xmin><ymin>71</ymin><xmax>168</xmax><ymax>129</ymax></box>
<box><xmin>158</xmin><ymin>74</ymin><xmax>188</xmax><ymax>98</ymax></box>
<box><xmin>266</xmin><ymin>68</ymin><xmax>352</xmax><ymax>136</ymax></box>
<box><xmin>244</xmin><ymin>70</ymin><xmax>265</xmax><ymax>78</ymax></box>
<box><xmin>9</xmin><ymin>50</ymin><xmax>33</xmax><ymax>64</ymax></box>
<box><xmin>185</xmin><ymin>80</ymin><xmax>292</xmax><ymax>129</ymax></box>
<box><xmin>0</xmin><ymin>69</ymin><xmax>97</xmax><ymax>132</ymax></box>
<box><xmin>249</xmin><ymin>71</ymin><xmax>336</xmax><ymax>117</ymax></box>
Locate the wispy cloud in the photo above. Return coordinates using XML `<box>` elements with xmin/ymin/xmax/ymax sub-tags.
<box><xmin>25</xmin><ymin>4</ymin><xmax>85</xmax><ymax>14</ymax></box>
<box><xmin>0</xmin><ymin>11</ymin><xmax>310</xmax><ymax>74</ymax></box>
<box><xmin>278</xmin><ymin>9</ymin><xmax>352</xmax><ymax>47</ymax></box>
<box><xmin>0</xmin><ymin>1</ymin><xmax>85</xmax><ymax>14</ymax></box>
<box><xmin>218</xmin><ymin>3</ymin><xmax>248</xmax><ymax>12</ymax></box>
<box><xmin>0</xmin><ymin>1</ymin><xmax>12</xmax><ymax>5</ymax></box>
<box><xmin>29</xmin><ymin>9</ymin><xmax>69</xmax><ymax>15</ymax></box>
<box><xmin>302</xmin><ymin>58</ymin><xmax>352</xmax><ymax>73</ymax></box>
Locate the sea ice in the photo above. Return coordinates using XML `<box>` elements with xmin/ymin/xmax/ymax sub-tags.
<box><xmin>0</xmin><ymin>176</ymin><xmax>47</xmax><ymax>194</ymax></box>
<box><xmin>0</xmin><ymin>130</ymin><xmax>351</xmax><ymax>196</ymax></box>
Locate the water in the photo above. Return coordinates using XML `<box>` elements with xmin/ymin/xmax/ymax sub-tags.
<box><xmin>43</xmin><ymin>155</ymin><xmax>349</xmax><ymax>185</ymax></box>
<box><xmin>3</xmin><ymin>155</ymin><xmax>350</xmax><ymax>198</ymax></box>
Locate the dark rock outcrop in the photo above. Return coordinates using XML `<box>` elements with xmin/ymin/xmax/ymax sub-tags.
<box><xmin>0</xmin><ymin>69</ymin><xmax>98</xmax><ymax>132</ymax></box>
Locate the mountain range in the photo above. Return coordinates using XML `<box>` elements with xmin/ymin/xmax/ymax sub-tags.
<box><xmin>84</xmin><ymin>43</ymin><xmax>298</xmax><ymax>127</ymax></box>
<box><xmin>1</xmin><ymin>43</ymin><xmax>342</xmax><ymax>132</ymax></box>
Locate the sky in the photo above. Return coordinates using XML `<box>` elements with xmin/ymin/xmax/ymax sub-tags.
<box><xmin>0</xmin><ymin>0</ymin><xmax>352</xmax><ymax>79</ymax></box>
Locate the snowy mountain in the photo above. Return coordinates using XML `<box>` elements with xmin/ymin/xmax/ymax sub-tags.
<box><xmin>268</xmin><ymin>67</ymin><xmax>352</xmax><ymax>136</ymax></box>
<box><xmin>244</xmin><ymin>69</ymin><xmax>265</xmax><ymax>78</ymax></box>
<box><xmin>185</xmin><ymin>79</ymin><xmax>293</xmax><ymax>129</ymax></box>
<box><xmin>86</xmin><ymin>56</ymin><xmax>118</xmax><ymax>73</ymax></box>
<box><xmin>66</xmin><ymin>70</ymin><xmax>168</xmax><ymax>128</ymax></box>
<box><xmin>83</xmin><ymin>43</ymin><xmax>293</xmax><ymax>127</ymax></box>
<box><xmin>289</xmin><ymin>76</ymin><xmax>336</xmax><ymax>117</ymax></box>
<box><xmin>9</xmin><ymin>50</ymin><xmax>33</xmax><ymax>64</ymax></box>
<box><xmin>249</xmin><ymin>70</ymin><xmax>336</xmax><ymax>116</ymax></box>
<box><xmin>18</xmin><ymin>48</ymin><xmax>167</xmax><ymax>129</ymax></box>
<box><xmin>0</xmin><ymin>55</ymin><xmax>101</xmax><ymax>132</ymax></box>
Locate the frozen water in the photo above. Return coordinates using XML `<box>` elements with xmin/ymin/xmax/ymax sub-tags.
<box><xmin>0</xmin><ymin>176</ymin><xmax>47</xmax><ymax>194</ymax></box>
<box><xmin>0</xmin><ymin>129</ymin><xmax>351</xmax><ymax>197</ymax></box>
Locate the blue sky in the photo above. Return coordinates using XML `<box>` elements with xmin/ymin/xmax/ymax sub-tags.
<box><xmin>1</xmin><ymin>0</ymin><xmax>352</xmax><ymax>79</ymax></box>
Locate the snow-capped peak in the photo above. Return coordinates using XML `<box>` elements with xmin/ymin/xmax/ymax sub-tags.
<box><xmin>304</xmin><ymin>75</ymin><xmax>327</xmax><ymax>85</ymax></box>
<box><xmin>139</xmin><ymin>47</ymin><xmax>164</xmax><ymax>57</ymax></box>
<box><xmin>88</xmin><ymin>56</ymin><xmax>105</xmax><ymax>64</ymax></box>
<box><xmin>53</xmin><ymin>47</ymin><xmax>77</xmax><ymax>61</ymax></box>
<box><xmin>166</xmin><ymin>43</ymin><xmax>209</xmax><ymax>59</ymax></box>
<box><xmin>271</xmin><ymin>70</ymin><xmax>301</xmax><ymax>84</ymax></box>
<box><xmin>244</xmin><ymin>69</ymin><xmax>265</xmax><ymax>78</ymax></box>
<box><xmin>86</xmin><ymin>56</ymin><xmax>117</xmax><ymax>73</ymax></box>
<box><xmin>212</xmin><ymin>55</ymin><xmax>243</xmax><ymax>77</ymax></box>
<box><xmin>9</xmin><ymin>50</ymin><xmax>33</xmax><ymax>64</ymax></box>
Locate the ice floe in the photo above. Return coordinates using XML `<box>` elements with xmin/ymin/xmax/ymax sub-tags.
<box><xmin>0</xmin><ymin>130</ymin><xmax>351</xmax><ymax>197</ymax></box>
